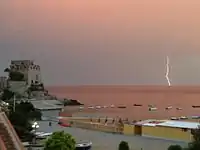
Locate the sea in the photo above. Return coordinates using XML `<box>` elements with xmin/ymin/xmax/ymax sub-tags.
<box><xmin>47</xmin><ymin>85</ymin><xmax>200</xmax><ymax>120</ymax></box>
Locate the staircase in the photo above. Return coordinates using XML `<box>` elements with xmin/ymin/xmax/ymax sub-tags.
<box><xmin>0</xmin><ymin>112</ymin><xmax>24</xmax><ymax>150</ymax></box>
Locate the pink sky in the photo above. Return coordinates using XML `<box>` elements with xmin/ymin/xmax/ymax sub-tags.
<box><xmin>1</xmin><ymin>1</ymin><xmax>200</xmax><ymax>85</ymax></box>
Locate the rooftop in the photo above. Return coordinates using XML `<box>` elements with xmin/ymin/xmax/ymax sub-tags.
<box><xmin>136</xmin><ymin>119</ymin><xmax>200</xmax><ymax>129</ymax></box>
<box><xmin>30</xmin><ymin>100</ymin><xmax>63</xmax><ymax>110</ymax></box>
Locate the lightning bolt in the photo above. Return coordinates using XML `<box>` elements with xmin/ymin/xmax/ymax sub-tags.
<box><xmin>165</xmin><ymin>56</ymin><xmax>171</xmax><ymax>86</ymax></box>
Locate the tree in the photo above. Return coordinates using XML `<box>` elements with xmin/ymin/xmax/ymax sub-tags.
<box><xmin>7</xmin><ymin>101</ymin><xmax>42</xmax><ymax>141</ymax></box>
<box><xmin>4</xmin><ymin>68</ymin><xmax>10</xmax><ymax>72</ymax></box>
<box><xmin>187</xmin><ymin>126</ymin><xmax>200</xmax><ymax>150</ymax></box>
<box><xmin>168</xmin><ymin>145</ymin><xmax>182</xmax><ymax>150</ymax></box>
<box><xmin>118</xmin><ymin>141</ymin><xmax>130</xmax><ymax>150</ymax></box>
<box><xmin>9</xmin><ymin>71</ymin><xmax>24</xmax><ymax>81</ymax></box>
<box><xmin>1</xmin><ymin>89</ymin><xmax>14</xmax><ymax>100</ymax></box>
<box><xmin>44</xmin><ymin>131</ymin><xmax>76</xmax><ymax>150</ymax></box>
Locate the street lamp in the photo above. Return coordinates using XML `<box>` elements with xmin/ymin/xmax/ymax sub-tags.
<box><xmin>32</xmin><ymin>122</ymin><xmax>39</xmax><ymax>144</ymax></box>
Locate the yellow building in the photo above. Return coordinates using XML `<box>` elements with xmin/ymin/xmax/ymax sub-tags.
<box><xmin>123</xmin><ymin>119</ymin><xmax>199</xmax><ymax>141</ymax></box>
<box><xmin>138</xmin><ymin>119</ymin><xmax>199</xmax><ymax>142</ymax></box>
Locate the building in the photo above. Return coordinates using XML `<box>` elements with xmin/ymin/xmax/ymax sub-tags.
<box><xmin>123</xmin><ymin>119</ymin><xmax>200</xmax><ymax>142</ymax></box>
<box><xmin>30</xmin><ymin>99</ymin><xmax>64</xmax><ymax>119</ymax></box>
<box><xmin>0</xmin><ymin>77</ymin><xmax>8</xmax><ymax>89</ymax></box>
<box><xmin>9</xmin><ymin>60</ymin><xmax>42</xmax><ymax>85</ymax></box>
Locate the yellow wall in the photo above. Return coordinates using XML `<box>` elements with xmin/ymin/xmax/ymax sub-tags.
<box><xmin>123</xmin><ymin>124</ymin><xmax>135</xmax><ymax>135</ymax></box>
<box><xmin>142</xmin><ymin>126</ymin><xmax>192</xmax><ymax>141</ymax></box>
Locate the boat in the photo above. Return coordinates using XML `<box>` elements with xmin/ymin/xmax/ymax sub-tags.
<box><xmin>95</xmin><ymin>106</ymin><xmax>101</xmax><ymax>109</ymax></box>
<box><xmin>170</xmin><ymin>117</ymin><xmax>178</xmax><ymax>120</ymax></box>
<box><xmin>148</xmin><ymin>107</ymin><xmax>157</xmax><ymax>111</ymax></box>
<box><xmin>117</xmin><ymin>105</ymin><xmax>126</xmax><ymax>109</ymax></box>
<box><xmin>165</xmin><ymin>106</ymin><xmax>172</xmax><ymax>110</ymax></box>
<box><xmin>176</xmin><ymin>107</ymin><xmax>182</xmax><ymax>110</ymax></box>
<box><xmin>110</xmin><ymin>104</ymin><xmax>115</xmax><ymax>108</ymax></box>
<box><xmin>180</xmin><ymin>116</ymin><xmax>187</xmax><ymax>119</ymax></box>
<box><xmin>192</xmin><ymin>105</ymin><xmax>200</xmax><ymax>108</ymax></box>
<box><xmin>133</xmin><ymin>104</ymin><xmax>142</xmax><ymax>107</ymax></box>
<box><xmin>76</xmin><ymin>141</ymin><xmax>92</xmax><ymax>150</ymax></box>
<box><xmin>88</xmin><ymin>106</ymin><xmax>94</xmax><ymax>109</ymax></box>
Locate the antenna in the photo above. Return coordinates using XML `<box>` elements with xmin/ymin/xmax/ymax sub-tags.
<box><xmin>165</xmin><ymin>56</ymin><xmax>171</xmax><ymax>86</ymax></box>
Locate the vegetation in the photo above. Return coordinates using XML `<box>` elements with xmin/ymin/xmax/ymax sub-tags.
<box><xmin>118</xmin><ymin>141</ymin><xmax>130</xmax><ymax>150</ymax></box>
<box><xmin>7</xmin><ymin>101</ymin><xmax>41</xmax><ymax>141</ymax></box>
<box><xmin>9</xmin><ymin>71</ymin><xmax>24</xmax><ymax>81</ymax></box>
<box><xmin>44</xmin><ymin>131</ymin><xmax>76</xmax><ymax>150</ymax></box>
<box><xmin>4</xmin><ymin>68</ymin><xmax>10</xmax><ymax>72</ymax></box>
<box><xmin>168</xmin><ymin>145</ymin><xmax>182</xmax><ymax>150</ymax></box>
<box><xmin>1</xmin><ymin>89</ymin><xmax>14</xmax><ymax>100</ymax></box>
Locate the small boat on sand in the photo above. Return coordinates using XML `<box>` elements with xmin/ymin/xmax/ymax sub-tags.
<box><xmin>149</xmin><ymin>107</ymin><xmax>157</xmax><ymax>111</ymax></box>
<box><xmin>95</xmin><ymin>106</ymin><xmax>101</xmax><ymax>109</ymax></box>
<box><xmin>118</xmin><ymin>105</ymin><xmax>126</xmax><ymax>109</ymax></box>
<box><xmin>170</xmin><ymin>117</ymin><xmax>178</xmax><ymax>120</ymax></box>
<box><xmin>76</xmin><ymin>141</ymin><xmax>92</xmax><ymax>150</ymax></box>
<box><xmin>133</xmin><ymin>104</ymin><xmax>142</xmax><ymax>107</ymax></box>
<box><xmin>192</xmin><ymin>105</ymin><xmax>200</xmax><ymax>108</ymax></box>
<box><xmin>88</xmin><ymin>106</ymin><xmax>94</xmax><ymax>109</ymax></box>
<box><xmin>110</xmin><ymin>104</ymin><xmax>115</xmax><ymax>108</ymax></box>
<box><xmin>165</xmin><ymin>106</ymin><xmax>172</xmax><ymax>110</ymax></box>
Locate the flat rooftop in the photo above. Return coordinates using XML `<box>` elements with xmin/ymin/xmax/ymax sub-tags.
<box><xmin>30</xmin><ymin>100</ymin><xmax>63</xmax><ymax>110</ymax></box>
<box><xmin>136</xmin><ymin>119</ymin><xmax>200</xmax><ymax>129</ymax></box>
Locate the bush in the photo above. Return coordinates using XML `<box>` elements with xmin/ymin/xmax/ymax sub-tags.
<box><xmin>1</xmin><ymin>89</ymin><xmax>14</xmax><ymax>100</ymax></box>
<box><xmin>44</xmin><ymin>131</ymin><xmax>76</xmax><ymax>150</ymax></box>
<box><xmin>9</xmin><ymin>71</ymin><xmax>24</xmax><ymax>81</ymax></box>
<box><xmin>168</xmin><ymin>145</ymin><xmax>182</xmax><ymax>150</ymax></box>
<box><xmin>7</xmin><ymin>101</ymin><xmax>42</xmax><ymax>140</ymax></box>
<box><xmin>118</xmin><ymin>141</ymin><xmax>130</xmax><ymax>150</ymax></box>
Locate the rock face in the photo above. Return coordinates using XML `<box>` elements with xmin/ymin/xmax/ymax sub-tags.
<box><xmin>63</xmin><ymin>99</ymin><xmax>83</xmax><ymax>106</ymax></box>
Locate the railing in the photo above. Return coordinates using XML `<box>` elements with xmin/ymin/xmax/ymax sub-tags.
<box><xmin>0</xmin><ymin>112</ymin><xmax>24</xmax><ymax>150</ymax></box>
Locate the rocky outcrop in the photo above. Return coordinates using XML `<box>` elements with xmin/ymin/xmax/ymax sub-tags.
<box><xmin>63</xmin><ymin>99</ymin><xmax>83</xmax><ymax>106</ymax></box>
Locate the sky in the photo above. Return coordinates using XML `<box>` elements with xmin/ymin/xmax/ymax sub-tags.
<box><xmin>1</xmin><ymin>0</ymin><xmax>200</xmax><ymax>86</ymax></box>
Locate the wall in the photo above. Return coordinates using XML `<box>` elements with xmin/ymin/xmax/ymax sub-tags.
<box><xmin>8</xmin><ymin>81</ymin><xmax>28</xmax><ymax>95</ymax></box>
<box><xmin>142</xmin><ymin>125</ymin><xmax>191</xmax><ymax>141</ymax></box>
<box><xmin>71</xmin><ymin>121</ymin><xmax>123</xmax><ymax>134</ymax></box>
<box><xmin>123</xmin><ymin>124</ymin><xmax>135</xmax><ymax>135</ymax></box>
<box><xmin>41</xmin><ymin>110</ymin><xmax>60</xmax><ymax>118</ymax></box>
<box><xmin>28</xmin><ymin>66</ymin><xmax>42</xmax><ymax>85</ymax></box>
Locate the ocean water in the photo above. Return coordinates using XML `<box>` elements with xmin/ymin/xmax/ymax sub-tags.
<box><xmin>47</xmin><ymin>85</ymin><xmax>200</xmax><ymax>120</ymax></box>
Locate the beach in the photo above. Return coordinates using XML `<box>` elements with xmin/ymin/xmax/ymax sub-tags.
<box><xmin>47</xmin><ymin>85</ymin><xmax>200</xmax><ymax>120</ymax></box>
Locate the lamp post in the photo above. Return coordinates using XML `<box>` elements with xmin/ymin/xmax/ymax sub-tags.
<box><xmin>32</xmin><ymin>122</ymin><xmax>39</xmax><ymax>144</ymax></box>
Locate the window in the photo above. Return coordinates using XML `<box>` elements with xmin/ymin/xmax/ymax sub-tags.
<box><xmin>36</xmin><ymin>75</ymin><xmax>39</xmax><ymax>81</ymax></box>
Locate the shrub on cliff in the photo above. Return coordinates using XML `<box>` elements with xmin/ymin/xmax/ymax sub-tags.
<box><xmin>9</xmin><ymin>71</ymin><xmax>24</xmax><ymax>81</ymax></box>
<box><xmin>44</xmin><ymin>131</ymin><xmax>76</xmax><ymax>150</ymax></box>
<box><xmin>118</xmin><ymin>141</ymin><xmax>130</xmax><ymax>150</ymax></box>
<box><xmin>8</xmin><ymin>101</ymin><xmax>42</xmax><ymax>141</ymax></box>
<box><xmin>168</xmin><ymin>145</ymin><xmax>182</xmax><ymax>150</ymax></box>
<box><xmin>1</xmin><ymin>88</ymin><xmax>14</xmax><ymax>100</ymax></box>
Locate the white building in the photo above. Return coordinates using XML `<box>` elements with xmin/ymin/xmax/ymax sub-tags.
<box><xmin>9</xmin><ymin>60</ymin><xmax>42</xmax><ymax>85</ymax></box>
